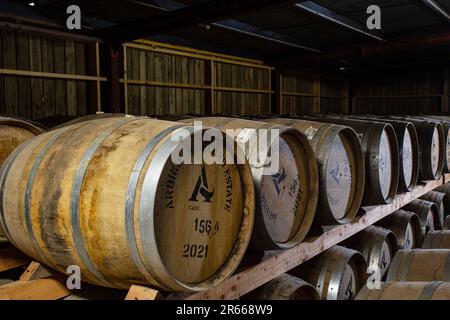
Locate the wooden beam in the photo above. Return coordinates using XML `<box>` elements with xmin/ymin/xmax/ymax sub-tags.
<box><xmin>0</xmin><ymin>277</ymin><xmax>71</xmax><ymax>300</ymax></box>
<box><xmin>204</xmin><ymin>60</ymin><xmax>214</xmax><ymax>115</ymax></box>
<box><xmin>271</xmin><ymin>70</ymin><xmax>282</xmax><ymax>114</ymax></box>
<box><xmin>125</xmin><ymin>285</ymin><xmax>162</xmax><ymax>300</ymax></box>
<box><xmin>0</xmin><ymin>69</ymin><xmax>106</xmax><ymax>82</ymax></box>
<box><xmin>20</xmin><ymin>261</ymin><xmax>53</xmax><ymax>282</ymax></box>
<box><xmin>100</xmin><ymin>0</ymin><xmax>299</xmax><ymax>43</ymax></box>
<box><xmin>102</xmin><ymin>43</ymin><xmax>123</xmax><ymax>114</ymax></box>
<box><xmin>185</xmin><ymin>178</ymin><xmax>443</xmax><ymax>300</ymax></box>
<box><xmin>313</xmin><ymin>76</ymin><xmax>321</xmax><ymax>113</ymax></box>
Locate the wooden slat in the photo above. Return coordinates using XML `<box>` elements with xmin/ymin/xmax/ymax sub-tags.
<box><xmin>0</xmin><ymin>31</ymin><xmax>4</xmax><ymax>114</ymax></box>
<box><xmin>29</xmin><ymin>35</ymin><xmax>44</xmax><ymax>120</ymax></box>
<box><xmin>75</xmin><ymin>42</ymin><xmax>87</xmax><ymax>116</ymax></box>
<box><xmin>65</xmin><ymin>40</ymin><xmax>77</xmax><ymax>116</ymax></box>
<box><xmin>53</xmin><ymin>38</ymin><xmax>67</xmax><ymax>116</ymax></box>
<box><xmin>42</xmin><ymin>37</ymin><xmax>56</xmax><ymax>117</ymax></box>
<box><xmin>16</xmin><ymin>32</ymin><xmax>31</xmax><ymax>118</ymax></box>
<box><xmin>185</xmin><ymin>178</ymin><xmax>444</xmax><ymax>300</ymax></box>
<box><xmin>139</xmin><ymin>50</ymin><xmax>147</xmax><ymax>116</ymax></box>
<box><xmin>0</xmin><ymin>277</ymin><xmax>71</xmax><ymax>300</ymax></box>
<box><xmin>125</xmin><ymin>284</ymin><xmax>161</xmax><ymax>300</ymax></box>
<box><xmin>2</xmin><ymin>31</ymin><xmax>18</xmax><ymax>116</ymax></box>
<box><xmin>20</xmin><ymin>261</ymin><xmax>52</xmax><ymax>281</ymax></box>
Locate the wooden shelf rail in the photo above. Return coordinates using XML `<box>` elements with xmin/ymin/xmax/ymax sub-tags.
<box><xmin>184</xmin><ymin>177</ymin><xmax>446</xmax><ymax>300</ymax></box>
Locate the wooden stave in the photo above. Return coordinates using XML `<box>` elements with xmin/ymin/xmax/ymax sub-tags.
<box><xmin>261</xmin><ymin>118</ymin><xmax>365</xmax><ymax>225</ymax></box>
<box><xmin>304</xmin><ymin>116</ymin><xmax>400</xmax><ymax>206</ymax></box>
<box><xmin>346</xmin><ymin>116</ymin><xmax>419</xmax><ymax>193</ymax></box>
<box><xmin>342</xmin><ymin>226</ymin><xmax>398</xmax><ymax>279</ymax></box>
<box><xmin>422</xmin><ymin>231</ymin><xmax>450</xmax><ymax>249</ymax></box>
<box><xmin>243</xmin><ymin>274</ymin><xmax>320</xmax><ymax>300</ymax></box>
<box><xmin>356</xmin><ymin>281</ymin><xmax>450</xmax><ymax>300</ymax></box>
<box><xmin>391</xmin><ymin>117</ymin><xmax>444</xmax><ymax>181</ymax></box>
<box><xmin>420</xmin><ymin>191</ymin><xmax>447</xmax><ymax>227</ymax></box>
<box><xmin>293</xmin><ymin>245</ymin><xmax>368</xmax><ymax>300</ymax></box>
<box><xmin>403</xmin><ymin>199</ymin><xmax>442</xmax><ymax>237</ymax></box>
<box><xmin>376</xmin><ymin>210</ymin><xmax>423</xmax><ymax>249</ymax></box>
<box><xmin>0</xmin><ymin>118</ymin><xmax>256</xmax><ymax>291</ymax></box>
<box><xmin>51</xmin><ymin>113</ymin><xmax>132</xmax><ymax>130</ymax></box>
<box><xmin>178</xmin><ymin>117</ymin><xmax>319</xmax><ymax>250</ymax></box>
<box><xmin>386</xmin><ymin>249</ymin><xmax>450</xmax><ymax>282</ymax></box>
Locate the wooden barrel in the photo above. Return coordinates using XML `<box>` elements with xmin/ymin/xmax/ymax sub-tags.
<box><xmin>445</xmin><ymin>216</ymin><xmax>450</xmax><ymax>230</ymax></box>
<box><xmin>243</xmin><ymin>274</ymin><xmax>320</xmax><ymax>300</ymax></box>
<box><xmin>356</xmin><ymin>281</ymin><xmax>450</xmax><ymax>300</ymax></box>
<box><xmin>391</xmin><ymin>117</ymin><xmax>444</xmax><ymax>180</ymax></box>
<box><xmin>403</xmin><ymin>199</ymin><xmax>441</xmax><ymax>237</ymax></box>
<box><xmin>422</xmin><ymin>231</ymin><xmax>450</xmax><ymax>249</ymax></box>
<box><xmin>376</xmin><ymin>210</ymin><xmax>422</xmax><ymax>249</ymax></box>
<box><xmin>262</xmin><ymin>118</ymin><xmax>364</xmax><ymax>225</ymax></box>
<box><xmin>305</xmin><ymin>116</ymin><xmax>399</xmax><ymax>206</ymax></box>
<box><xmin>348</xmin><ymin>116</ymin><xmax>419</xmax><ymax>193</ymax></box>
<box><xmin>0</xmin><ymin>117</ymin><xmax>255</xmax><ymax>291</ymax></box>
<box><xmin>387</xmin><ymin>249</ymin><xmax>450</xmax><ymax>282</ymax></box>
<box><xmin>179</xmin><ymin>117</ymin><xmax>319</xmax><ymax>249</ymax></box>
<box><xmin>52</xmin><ymin>113</ymin><xmax>131</xmax><ymax>130</ymax></box>
<box><xmin>434</xmin><ymin>183</ymin><xmax>450</xmax><ymax>217</ymax></box>
<box><xmin>419</xmin><ymin>116</ymin><xmax>450</xmax><ymax>173</ymax></box>
<box><xmin>342</xmin><ymin>226</ymin><xmax>398</xmax><ymax>279</ymax></box>
<box><xmin>420</xmin><ymin>191</ymin><xmax>448</xmax><ymax>226</ymax></box>
<box><xmin>293</xmin><ymin>246</ymin><xmax>367</xmax><ymax>300</ymax></box>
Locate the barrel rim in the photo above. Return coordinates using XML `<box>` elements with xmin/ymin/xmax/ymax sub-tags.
<box><xmin>138</xmin><ymin>126</ymin><xmax>255</xmax><ymax>291</ymax></box>
<box><xmin>403</xmin><ymin>122</ymin><xmax>420</xmax><ymax>192</ymax></box>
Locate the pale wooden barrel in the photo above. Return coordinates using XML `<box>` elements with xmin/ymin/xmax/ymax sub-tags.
<box><xmin>179</xmin><ymin>117</ymin><xmax>319</xmax><ymax>249</ymax></box>
<box><xmin>403</xmin><ymin>199</ymin><xmax>441</xmax><ymax>237</ymax></box>
<box><xmin>348</xmin><ymin>116</ymin><xmax>418</xmax><ymax>193</ymax></box>
<box><xmin>434</xmin><ymin>183</ymin><xmax>450</xmax><ymax>217</ymax></box>
<box><xmin>387</xmin><ymin>249</ymin><xmax>450</xmax><ymax>282</ymax></box>
<box><xmin>52</xmin><ymin>113</ymin><xmax>130</xmax><ymax>130</ymax></box>
<box><xmin>376</xmin><ymin>210</ymin><xmax>423</xmax><ymax>249</ymax></box>
<box><xmin>342</xmin><ymin>226</ymin><xmax>398</xmax><ymax>279</ymax></box>
<box><xmin>422</xmin><ymin>231</ymin><xmax>450</xmax><ymax>249</ymax></box>
<box><xmin>304</xmin><ymin>116</ymin><xmax>399</xmax><ymax>206</ymax></box>
<box><xmin>243</xmin><ymin>274</ymin><xmax>320</xmax><ymax>300</ymax></box>
<box><xmin>0</xmin><ymin>117</ymin><xmax>255</xmax><ymax>291</ymax></box>
<box><xmin>262</xmin><ymin>118</ymin><xmax>364</xmax><ymax>225</ymax></box>
<box><xmin>420</xmin><ymin>191</ymin><xmax>447</xmax><ymax>227</ymax></box>
<box><xmin>293</xmin><ymin>246</ymin><xmax>367</xmax><ymax>300</ymax></box>
<box><xmin>391</xmin><ymin>117</ymin><xmax>444</xmax><ymax>180</ymax></box>
<box><xmin>356</xmin><ymin>281</ymin><xmax>450</xmax><ymax>300</ymax></box>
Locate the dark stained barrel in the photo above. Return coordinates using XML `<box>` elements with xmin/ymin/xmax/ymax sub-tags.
<box><xmin>420</xmin><ymin>191</ymin><xmax>448</xmax><ymax>227</ymax></box>
<box><xmin>262</xmin><ymin>118</ymin><xmax>365</xmax><ymax>225</ymax></box>
<box><xmin>376</xmin><ymin>210</ymin><xmax>423</xmax><ymax>249</ymax></box>
<box><xmin>179</xmin><ymin>117</ymin><xmax>319</xmax><ymax>250</ymax></box>
<box><xmin>348</xmin><ymin>116</ymin><xmax>418</xmax><ymax>193</ymax></box>
<box><xmin>293</xmin><ymin>246</ymin><xmax>367</xmax><ymax>300</ymax></box>
<box><xmin>356</xmin><ymin>281</ymin><xmax>450</xmax><ymax>300</ymax></box>
<box><xmin>304</xmin><ymin>116</ymin><xmax>399</xmax><ymax>206</ymax></box>
<box><xmin>387</xmin><ymin>249</ymin><xmax>450</xmax><ymax>282</ymax></box>
<box><xmin>434</xmin><ymin>183</ymin><xmax>450</xmax><ymax>217</ymax></box>
<box><xmin>243</xmin><ymin>274</ymin><xmax>320</xmax><ymax>300</ymax></box>
<box><xmin>403</xmin><ymin>199</ymin><xmax>441</xmax><ymax>237</ymax></box>
<box><xmin>391</xmin><ymin>117</ymin><xmax>444</xmax><ymax>180</ymax></box>
<box><xmin>420</xmin><ymin>116</ymin><xmax>450</xmax><ymax>173</ymax></box>
<box><xmin>342</xmin><ymin>226</ymin><xmax>398</xmax><ymax>279</ymax></box>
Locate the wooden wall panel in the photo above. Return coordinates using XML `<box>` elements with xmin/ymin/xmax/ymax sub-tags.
<box><xmin>0</xmin><ymin>30</ymin><xmax>92</xmax><ymax>122</ymax></box>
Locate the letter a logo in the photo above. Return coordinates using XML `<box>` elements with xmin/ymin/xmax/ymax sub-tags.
<box><xmin>272</xmin><ymin>167</ymin><xmax>287</xmax><ymax>196</ymax></box>
<box><xmin>189</xmin><ymin>166</ymin><xmax>214</xmax><ymax>203</ymax></box>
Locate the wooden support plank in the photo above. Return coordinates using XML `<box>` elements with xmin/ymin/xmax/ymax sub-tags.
<box><xmin>313</xmin><ymin>76</ymin><xmax>321</xmax><ymax>113</ymax></box>
<box><xmin>0</xmin><ymin>277</ymin><xmax>71</xmax><ymax>300</ymax></box>
<box><xmin>154</xmin><ymin>52</ymin><xmax>162</xmax><ymax>115</ymax></box>
<box><xmin>16</xmin><ymin>32</ymin><xmax>31</xmax><ymax>119</ymax></box>
<box><xmin>204</xmin><ymin>60</ymin><xmax>213</xmax><ymax>115</ymax></box>
<box><xmin>2</xmin><ymin>30</ymin><xmax>18</xmax><ymax>116</ymax></box>
<box><xmin>125</xmin><ymin>284</ymin><xmax>162</xmax><ymax>300</ymax></box>
<box><xmin>102</xmin><ymin>43</ymin><xmax>122</xmax><ymax>114</ymax></box>
<box><xmin>185</xmin><ymin>178</ymin><xmax>443</xmax><ymax>300</ymax></box>
<box><xmin>75</xmin><ymin>42</ymin><xmax>87</xmax><ymax>116</ymax></box>
<box><xmin>20</xmin><ymin>261</ymin><xmax>52</xmax><ymax>281</ymax></box>
<box><xmin>53</xmin><ymin>39</ymin><xmax>67</xmax><ymax>116</ymax></box>
<box><xmin>29</xmin><ymin>35</ymin><xmax>44</xmax><ymax>121</ymax></box>
<box><xmin>139</xmin><ymin>50</ymin><xmax>147</xmax><ymax>116</ymax></box>
<box><xmin>146</xmin><ymin>51</ymin><xmax>155</xmax><ymax>115</ymax></box>
<box><xmin>188</xmin><ymin>58</ymin><xmax>195</xmax><ymax>114</ymax></box>
<box><xmin>42</xmin><ymin>37</ymin><xmax>56</xmax><ymax>118</ymax></box>
<box><xmin>0</xmin><ymin>245</ymin><xmax>30</xmax><ymax>272</ymax></box>
<box><xmin>65</xmin><ymin>40</ymin><xmax>77</xmax><ymax>117</ymax></box>
<box><xmin>174</xmin><ymin>55</ymin><xmax>182</xmax><ymax>115</ymax></box>
<box><xmin>182</xmin><ymin>57</ymin><xmax>189</xmax><ymax>115</ymax></box>
<box><xmin>271</xmin><ymin>70</ymin><xmax>282</xmax><ymax>114</ymax></box>
<box><xmin>86</xmin><ymin>42</ymin><xmax>100</xmax><ymax>114</ymax></box>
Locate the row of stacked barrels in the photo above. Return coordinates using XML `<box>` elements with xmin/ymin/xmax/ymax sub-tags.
<box><xmin>247</xmin><ymin>182</ymin><xmax>450</xmax><ymax>300</ymax></box>
<box><xmin>0</xmin><ymin>113</ymin><xmax>448</xmax><ymax>294</ymax></box>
